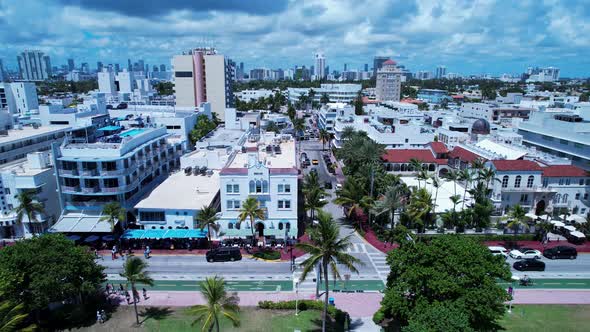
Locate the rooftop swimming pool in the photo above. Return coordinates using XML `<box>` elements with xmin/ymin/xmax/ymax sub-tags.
<box><xmin>119</xmin><ymin>128</ymin><xmax>146</xmax><ymax>137</ymax></box>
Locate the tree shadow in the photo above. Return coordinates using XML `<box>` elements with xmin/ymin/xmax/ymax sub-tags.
<box><xmin>139</xmin><ymin>306</ymin><xmax>173</xmax><ymax>323</ymax></box>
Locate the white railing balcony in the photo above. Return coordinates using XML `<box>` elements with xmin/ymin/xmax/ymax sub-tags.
<box><xmin>60</xmin><ymin>169</ymin><xmax>78</xmax><ymax>176</ymax></box>
<box><xmin>501</xmin><ymin>185</ymin><xmax>556</xmax><ymax>193</ymax></box>
<box><xmin>62</xmin><ymin>185</ymin><xmax>80</xmax><ymax>193</ymax></box>
<box><xmin>79</xmin><ymin>169</ymin><xmax>98</xmax><ymax>176</ymax></box>
<box><xmin>81</xmin><ymin>186</ymin><xmax>99</xmax><ymax>193</ymax></box>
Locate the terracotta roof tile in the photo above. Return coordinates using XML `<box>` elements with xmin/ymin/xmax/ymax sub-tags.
<box><xmin>449</xmin><ymin>146</ymin><xmax>485</xmax><ymax>163</ymax></box>
<box><xmin>430</xmin><ymin>141</ymin><xmax>449</xmax><ymax>154</ymax></box>
<box><xmin>491</xmin><ymin>160</ymin><xmax>543</xmax><ymax>172</ymax></box>
<box><xmin>542</xmin><ymin>165</ymin><xmax>589</xmax><ymax>177</ymax></box>
<box><xmin>382</xmin><ymin>149</ymin><xmax>447</xmax><ymax>165</ymax></box>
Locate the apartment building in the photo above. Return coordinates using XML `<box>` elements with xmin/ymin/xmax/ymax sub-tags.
<box><xmin>375</xmin><ymin>59</ymin><xmax>401</xmax><ymax>102</ymax></box>
<box><xmin>287</xmin><ymin>84</ymin><xmax>361</xmax><ymax>104</ymax></box>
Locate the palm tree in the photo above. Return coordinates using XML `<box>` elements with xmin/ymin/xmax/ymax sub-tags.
<box><xmin>187</xmin><ymin>276</ymin><xmax>240</xmax><ymax>332</ymax></box>
<box><xmin>333</xmin><ymin>177</ymin><xmax>373</xmax><ymax>229</ymax></box>
<box><xmin>406</xmin><ymin>188</ymin><xmax>433</xmax><ymax>231</ymax></box>
<box><xmin>100</xmin><ymin>201</ymin><xmax>126</xmax><ymax>232</ymax></box>
<box><xmin>340</xmin><ymin>126</ymin><xmax>356</xmax><ymax>141</ymax></box>
<box><xmin>417</xmin><ymin>168</ymin><xmax>430</xmax><ymax>190</ymax></box>
<box><xmin>320</xmin><ymin>93</ymin><xmax>330</xmax><ymax>104</ymax></box>
<box><xmin>296</xmin><ymin>211</ymin><xmax>363</xmax><ymax>332</ymax></box>
<box><xmin>458</xmin><ymin>168</ymin><xmax>474</xmax><ymax>211</ymax></box>
<box><xmin>292</xmin><ymin>117</ymin><xmax>305</xmax><ymax>149</ymax></box>
<box><xmin>305</xmin><ymin>187</ymin><xmax>328</xmax><ymax>222</ymax></box>
<box><xmin>505</xmin><ymin>204</ymin><xmax>529</xmax><ymax>234</ymax></box>
<box><xmin>302</xmin><ymin>171</ymin><xmax>320</xmax><ymax>194</ymax></box>
<box><xmin>431</xmin><ymin>176</ymin><xmax>442</xmax><ymax>214</ymax></box>
<box><xmin>13</xmin><ymin>191</ymin><xmax>45</xmax><ymax>237</ymax></box>
<box><xmin>443</xmin><ymin>169</ymin><xmax>460</xmax><ymax>197</ymax></box>
<box><xmin>237</xmin><ymin>197</ymin><xmax>266</xmax><ymax>245</ymax></box>
<box><xmin>477</xmin><ymin>168</ymin><xmax>498</xmax><ymax>193</ymax></box>
<box><xmin>318</xmin><ymin>129</ymin><xmax>330</xmax><ymax>151</ymax></box>
<box><xmin>471</xmin><ymin>158</ymin><xmax>486</xmax><ymax>170</ymax></box>
<box><xmin>196</xmin><ymin>204</ymin><xmax>220</xmax><ymax>249</ymax></box>
<box><xmin>371</xmin><ymin>185</ymin><xmax>405</xmax><ymax>229</ymax></box>
<box><xmin>120</xmin><ymin>256</ymin><xmax>154</xmax><ymax>325</ymax></box>
<box><xmin>409</xmin><ymin>158</ymin><xmax>424</xmax><ymax>175</ymax></box>
<box><xmin>0</xmin><ymin>297</ymin><xmax>35</xmax><ymax>332</ymax></box>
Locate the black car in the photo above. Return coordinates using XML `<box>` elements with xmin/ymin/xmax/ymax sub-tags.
<box><xmin>543</xmin><ymin>246</ymin><xmax>578</xmax><ymax>260</ymax></box>
<box><xmin>206</xmin><ymin>247</ymin><xmax>242</xmax><ymax>262</ymax></box>
<box><xmin>324</xmin><ymin>181</ymin><xmax>333</xmax><ymax>189</ymax></box>
<box><xmin>513</xmin><ymin>259</ymin><xmax>545</xmax><ymax>271</ymax></box>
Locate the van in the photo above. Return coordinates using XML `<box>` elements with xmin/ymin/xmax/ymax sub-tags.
<box><xmin>543</xmin><ymin>246</ymin><xmax>577</xmax><ymax>260</ymax></box>
<box><xmin>206</xmin><ymin>247</ymin><xmax>242</xmax><ymax>262</ymax></box>
<box><xmin>488</xmin><ymin>246</ymin><xmax>508</xmax><ymax>259</ymax></box>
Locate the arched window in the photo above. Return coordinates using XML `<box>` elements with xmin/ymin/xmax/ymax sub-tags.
<box><xmin>562</xmin><ymin>194</ymin><xmax>568</xmax><ymax>203</ymax></box>
<box><xmin>249</xmin><ymin>180</ymin><xmax>255</xmax><ymax>193</ymax></box>
<box><xmin>401</xmin><ymin>164</ymin><xmax>407</xmax><ymax>172</ymax></box>
<box><xmin>502</xmin><ymin>176</ymin><xmax>509</xmax><ymax>188</ymax></box>
<box><xmin>235</xmin><ymin>222</ymin><xmax>241</xmax><ymax>230</ymax></box>
<box><xmin>554</xmin><ymin>194</ymin><xmax>561</xmax><ymax>204</ymax></box>
<box><xmin>278</xmin><ymin>222</ymin><xmax>283</xmax><ymax>230</ymax></box>
<box><xmin>527</xmin><ymin>176</ymin><xmax>534</xmax><ymax>188</ymax></box>
<box><xmin>228</xmin><ymin>223</ymin><xmax>234</xmax><ymax>229</ymax></box>
<box><xmin>429</xmin><ymin>164</ymin><xmax>435</xmax><ymax>172</ymax></box>
<box><xmin>286</xmin><ymin>222</ymin><xmax>291</xmax><ymax>230</ymax></box>
<box><xmin>514</xmin><ymin>176</ymin><xmax>521</xmax><ymax>188</ymax></box>
<box><xmin>256</xmin><ymin>180</ymin><xmax>262</xmax><ymax>193</ymax></box>
<box><xmin>393</xmin><ymin>164</ymin><xmax>400</xmax><ymax>172</ymax></box>
<box><xmin>262</xmin><ymin>180</ymin><xmax>269</xmax><ymax>193</ymax></box>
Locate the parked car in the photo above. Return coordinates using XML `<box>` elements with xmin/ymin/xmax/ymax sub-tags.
<box><xmin>509</xmin><ymin>248</ymin><xmax>542</xmax><ymax>259</ymax></box>
<box><xmin>543</xmin><ymin>246</ymin><xmax>578</xmax><ymax>260</ymax></box>
<box><xmin>336</xmin><ymin>183</ymin><xmax>343</xmax><ymax>190</ymax></box>
<box><xmin>513</xmin><ymin>259</ymin><xmax>545</xmax><ymax>271</ymax></box>
<box><xmin>324</xmin><ymin>181</ymin><xmax>333</xmax><ymax>189</ymax></box>
<box><xmin>206</xmin><ymin>247</ymin><xmax>242</xmax><ymax>262</ymax></box>
<box><xmin>312</xmin><ymin>159</ymin><xmax>319</xmax><ymax>165</ymax></box>
<box><xmin>488</xmin><ymin>246</ymin><xmax>508</xmax><ymax>259</ymax></box>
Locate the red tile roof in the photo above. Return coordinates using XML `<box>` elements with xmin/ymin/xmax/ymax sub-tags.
<box><xmin>491</xmin><ymin>160</ymin><xmax>543</xmax><ymax>172</ymax></box>
<box><xmin>382</xmin><ymin>59</ymin><xmax>397</xmax><ymax>65</ymax></box>
<box><xmin>449</xmin><ymin>146</ymin><xmax>484</xmax><ymax>163</ymax></box>
<box><xmin>220</xmin><ymin>167</ymin><xmax>299</xmax><ymax>176</ymax></box>
<box><xmin>382</xmin><ymin>149</ymin><xmax>447</xmax><ymax>165</ymax></box>
<box><xmin>429</xmin><ymin>141</ymin><xmax>449</xmax><ymax>154</ymax></box>
<box><xmin>542</xmin><ymin>165</ymin><xmax>589</xmax><ymax>177</ymax></box>
<box><xmin>269</xmin><ymin>167</ymin><xmax>299</xmax><ymax>175</ymax></box>
<box><xmin>220</xmin><ymin>168</ymin><xmax>248</xmax><ymax>175</ymax></box>
<box><xmin>400</xmin><ymin>98</ymin><xmax>425</xmax><ymax>104</ymax></box>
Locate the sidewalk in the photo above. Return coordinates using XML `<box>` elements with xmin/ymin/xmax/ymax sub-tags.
<box><xmin>512</xmin><ymin>289</ymin><xmax>590</xmax><ymax>304</ymax></box>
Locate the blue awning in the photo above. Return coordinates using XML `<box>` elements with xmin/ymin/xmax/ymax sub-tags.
<box><xmin>121</xmin><ymin>229</ymin><xmax>145</xmax><ymax>239</ymax></box>
<box><xmin>120</xmin><ymin>228</ymin><xmax>208</xmax><ymax>239</ymax></box>
<box><xmin>98</xmin><ymin>125</ymin><xmax>122</xmax><ymax>131</ymax></box>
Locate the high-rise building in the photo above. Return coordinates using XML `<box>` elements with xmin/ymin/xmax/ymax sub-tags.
<box><xmin>364</xmin><ymin>63</ymin><xmax>369</xmax><ymax>72</ymax></box>
<box><xmin>67</xmin><ymin>59</ymin><xmax>75</xmax><ymax>71</ymax></box>
<box><xmin>127</xmin><ymin>59</ymin><xmax>132</xmax><ymax>71</ymax></box>
<box><xmin>343</xmin><ymin>63</ymin><xmax>348</xmax><ymax>72</ymax></box>
<box><xmin>0</xmin><ymin>59</ymin><xmax>4</xmax><ymax>82</ymax></box>
<box><xmin>16</xmin><ymin>50</ymin><xmax>52</xmax><ymax>81</ymax></box>
<box><xmin>160</xmin><ymin>64</ymin><xmax>166</xmax><ymax>72</ymax></box>
<box><xmin>435</xmin><ymin>65</ymin><xmax>447</xmax><ymax>79</ymax></box>
<box><xmin>0</xmin><ymin>82</ymin><xmax>39</xmax><ymax>115</ymax></box>
<box><xmin>152</xmin><ymin>65</ymin><xmax>159</xmax><ymax>72</ymax></box>
<box><xmin>98</xmin><ymin>69</ymin><xmax>117</xmax><ymax>94</ymax></box>
<box><xmin>314</xmin><ymin>52</ymin><xmax>326</xmax><ymax>80</ymax></box>
<box><xmin>114</xmin><ymin>63</ymin><xmax>120</xmax><ymax>73</ymax></box>
<box><xmin>138</xmin><ymin>60</ymin><xmax>145</xmax><ymax>72</ymax></box>
<box><xmin>81</xmin><ymin>62</ymin><xmax>89</xmax><ymax>73</ymax></box>
<box><xmin>97</xmin><ymin>61</ymin><xmax>103</xmax><ymax>72</ymax></box>
<box><xmin>373</xmin><ymin>56</ymin><xmax>389</xmax><ymax>78</ymax></box>
<box><xmin>375</xmin><ymin>59</ymin><xmax>401</xmax><ymax>102</ymax></box>
<box><xmin>172</xmin><ymin>48</ymin><xmax>234</xmax><ymax>119</ymax></box>
<box><xmin>115</xmin><ymin>69</ymin><xmax>136</xmax><ymax>93</ymax></box>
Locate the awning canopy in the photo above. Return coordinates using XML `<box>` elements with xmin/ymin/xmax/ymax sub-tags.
<box><xmin>570</xmin><ymin>231</ymin><xmax>586</xmax><ymax>238</ymax></box>
<box><xmin>550</xmin><ymin>220</ymin><xmax>565</xmax><ymax>227</ymax></box>
<box><xmin>49</xmin><ymin>212</ymin><xmax>113</xmax><ymax>233</ymax></box>
<box><xmin>120</xmin><ymin>229</ymin><xmax>208</xmax><ymax>239</ymax></box>
<box><xmin>525</xmin><ymin>212</ymin><xmax>538</xmax><ymax>219</ymax></box>
<box><xmin>564</xmin><ymin>225</ymin><xmax>576</xmax><ymax>232</ymax></box>
<box><xmin>66</xmin><ymin>235</ymin><xmax>81</xmax><ymax>241</ymax></box>
<box><xmin>571</xmin><ymin>215</ymin><xmax>587</xmax><ymax>224</ymax></box>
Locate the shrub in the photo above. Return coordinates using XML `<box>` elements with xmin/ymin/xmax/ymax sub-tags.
<box><xmin>258</xmin><ymin>300</ymin><xmax>349</xmax><ymax>326</ymax></box>
<box><xmin>253</xmin><ymin>249</ymin><xmax>281</xmax><ymax>260</ymax></box>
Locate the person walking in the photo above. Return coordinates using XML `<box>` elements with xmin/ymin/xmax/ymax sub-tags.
<box><xmin>144</xmin><ymin>245</ymin><xmax>151</xmax><ymax>259</ymax></box>
<box><xmin>100</xmin><ymin>310</ymin><xmax>106</xmax><ymax>323</ymax></box>
<box><xmin>96</xmin><ymin>310</ymin><xmax>103</xmax><ymax>324</ymax></box>
<box><xmin>125</xmin><ymin>291</ymin><xmax>131</xmax><ymax>304</ymax></box>
<box><xmin>142</xmin><ymin>288</ymin><xmax>148</xmax><ymax>300</ymax></box>
<box><xmin>111</xmin><ymin>246</ymin><xmax>117</xmax><ymax>260</ymax></box>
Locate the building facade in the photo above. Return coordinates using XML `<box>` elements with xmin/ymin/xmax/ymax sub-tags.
<box><xmin>17</xmin><ymin>50</ymin><xmax>51</xmax><ymax>81</ymax></box>
<box><xmin>314</xmin><ymin>53</ymin><xmax>326</xmax><ymax>80</ymax></box>
<box><xmin>375</xmin><ymin>59</ymin><xmax>401</xmax><ymax>102</ymax></box>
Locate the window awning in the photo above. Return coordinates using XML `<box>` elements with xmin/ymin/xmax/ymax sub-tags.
<box><xmin>120</xmin><ymin>229</ymin><xmax>208</xmax><ymax>239</ymax></box>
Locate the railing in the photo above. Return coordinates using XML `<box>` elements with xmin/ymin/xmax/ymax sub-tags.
<box><xmin>65</xmin><ymin>201</ymin><xmax>105</xmax><ymax>208</ymax></box>
<box><xmin>62</xmin><ymin>185</ymin><xmax>80</xmax><ymax>193</ymax></box>
<box><xmin>501</xmin><ymin>185</ymin><xmax>556</xmax><ymax>193</ymax></box>
<box><xmin>79</xmin><ymin>169</ymin><xmax>98</xmax><ymax>176</ymax></box>
<box><xmin>103</xmin><ymin>184</ymin><xmax>134</xmax><ymax>193</ymax></box>
<box><xmin>60</xmin><ymin>169</ymin><xmax>79</xmax><ymax>176</ymax></box>
<box><xmin>81</xmin><ymin>186</ymin><xmax>99</xmax><ymax>193</ymax></box>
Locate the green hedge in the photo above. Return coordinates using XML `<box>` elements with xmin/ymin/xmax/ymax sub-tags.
<box><xmin>415</xmin><ymin>234</ymin><xmax>537</xmax><ymax>242</ymax></box>
<box><xmin>258</xmin><ymin>300</ymin><xmax>349</xmax><ymax>327</ymax></box>
<box><xmin>253</xmin><ymin>249</ymin><xmax>281</xmax><ymax>260</ymax></box>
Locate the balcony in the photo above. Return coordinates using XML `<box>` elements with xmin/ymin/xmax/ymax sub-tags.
<box><xmin>101</xmin><ymin>169</ymin><xmax>124</xmax><ymax>176</ymax></box>
<box><xmin>65</xmin><ymin>201</ymin><xmax>105</xmax><ymax>209</ymax></box>
<box><xmin>501</xmin><ymin>186</ymin><xmax>556</xmax><ymax>193</ymax></box>
<box><xmin>62</xmin><ymin>185</ymin><xmax>80</xmax><ymax>193</ymax></box>
<box><xmin>81</xmin><ymin>186</ymin><xmax>99</xmax><ymax>193</ymax></box>
<box><xmin>79</xmin><ymin>169</ymin><xmax>98</xmax><ymax>176</ymax></box>
<box><xmin>103</xmin><ymin>184</ymin><xmax>133</xmax><ymax>193</ymax></box>
<box><xmin>60</xmin><ymin>169</ymin><xmax>78</xmax><ymax>176</ymax></box>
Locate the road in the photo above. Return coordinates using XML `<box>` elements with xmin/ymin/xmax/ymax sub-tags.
<box><xmin>507</xmin><ymin>254</ymin><xmax>590</xmax><ymax>278</ymax></box>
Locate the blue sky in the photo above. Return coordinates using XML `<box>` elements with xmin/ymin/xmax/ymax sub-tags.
<box><xmin>1</xmin><ymin>0</ymin><xmax>589</xmax><ymax>77</ymax></box>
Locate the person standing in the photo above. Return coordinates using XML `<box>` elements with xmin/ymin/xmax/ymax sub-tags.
<box><xmin>96</xmin><ymin>310</ymin><xmax>103</xmax><ymax>324</ymax></box>
<box><xmin>142</xmin><ymin>288</ymin><xmax>148</xmax><ymax>300</ymax></box>
<box><xmin>111</xmin><ymin>245</ymin><xmax>117</xmax><ymax>260</ymax></box>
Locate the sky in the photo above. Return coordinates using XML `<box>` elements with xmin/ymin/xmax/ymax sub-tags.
<box><xmin>1</xmin><ymin>0</ymin><xmax>589</xmax><ymax>77</ymax></box>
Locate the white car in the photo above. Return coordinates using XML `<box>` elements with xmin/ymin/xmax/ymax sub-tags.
<box><xmin>488</xmin><ymin>246</ymin><xmax>508</xmax><ymax>259</ymax></box>
<box><xmin>509</xmin><ymin>248</ymin><xmax>542</xmax><ymax>260</ymax></box>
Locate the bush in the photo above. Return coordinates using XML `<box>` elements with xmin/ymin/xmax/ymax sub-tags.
<box><xmin>253</xmin><ymin>249</ymin><xmax>281</xmax><ymax>260</ymax></box>
<box><xmin>258</xmin><ymin>300</ymin><xmax>349</xmax><ymax>327</ymax></box>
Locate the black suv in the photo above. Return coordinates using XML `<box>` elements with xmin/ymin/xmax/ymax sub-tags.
<box><xmin>543</xmin><ymin>246</ymin><xmax>577</xmax><ymax>260</ymax></box>
<box><xmin>513</xmin><ymin>259</ymin><xmax>545</xmax><ymax>271</ymax></box>
<box><xmin>206</xmin><ymin>247</ymin><xmax>242</xmax><ymax>262</ymax></box>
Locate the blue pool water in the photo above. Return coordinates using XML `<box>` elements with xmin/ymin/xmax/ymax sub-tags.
<box><xmin>119</xmin><ymin>128</ymin><xmax>145</xmax><ymax>137</ymax></box>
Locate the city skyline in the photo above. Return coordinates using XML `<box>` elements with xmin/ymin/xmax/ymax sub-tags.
<box><xmin>0</xmin><ymin>0</ymin><xmax>589</xmax><ymax>77</ymax></box>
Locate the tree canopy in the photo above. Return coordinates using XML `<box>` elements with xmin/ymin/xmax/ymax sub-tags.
<box><xmin>374</xmin><ymin>235</ymin><xmax>511</xmax><ymax>331</ymax></box>
<box><xmin>190</xmin><ymin>114</ymin><xmax>219</xmax><ymax>145</ymax></box>
<box><xmin>0</xmin><ymin>234</ymin><xmax>105</xmax><ymax>312</ymax></box>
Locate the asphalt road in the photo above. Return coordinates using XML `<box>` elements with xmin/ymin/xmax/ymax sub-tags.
<box><xmin>507</xmin><ymin>254</ymin><xmax>590</xmax><ymax>278</ymax></box>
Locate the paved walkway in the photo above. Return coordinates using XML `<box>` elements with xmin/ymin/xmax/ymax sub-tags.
<box><xmin>512</xmin><ymin>289</ymin><xmax>590</xmax><ymax>304</ymax></box>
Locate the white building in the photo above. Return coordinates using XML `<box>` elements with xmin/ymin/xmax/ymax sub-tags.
<box><xmin>116</xmin><ymin>69</ymin><xmax>136</xmax><ymax>94</ymax></box>
<box><xmin>0</xmin><ymin>82</ymin><xmax>39</xmax><ymax>116</ymax></box>
<box><xmin>317</xmin><ymin>103</ymin><xmax>355</xmax><ymax>133</ymax></box>
<box><xmin>172</xmin><ymin>48</ymin><xmax>234</xmax><ymax>120</ymax></box>
<box><xmin>287</xmin><ymin>84</ymin><xmax>361</xmax><ymax>104</ymax></box>
<box><xmin>218</xmin><ymin>133</ymin><xmax>298</xmax><ymax>241</ymax></box>
<box><xmin>0</xmin><ymin>152</ymin><xmax>59</xmax><ymax>238</ymax></box>
<box><xmin>98</xmin><ymin>69</ymin><xmax>117</xmax><ymax>94</ymax></box>
<box><xmin>375</xmin><ymin>59</ymin><xmax>401</xmax><ymax>102</ymax></box>
<box><xmin>314</xmin><ymin>52</ymin><xmax>326</xmax><ymax>80</ymax></box>
<box><xmin>437</xmin><ymin>128</ymin><xmax>469</xmax><ymax>148</ymax></box>
<box><xmin>235</xmin><ymin>89</ymin><xmax>275</xmax><ymax>102</ymax></box>
<box><xmin>435</xmin><ymin>65</ymin><xmax>447</xmax><ymax>79</ymax></box>
<box><xmin>0</xmin><ymin>125</ymin><xmax>72</xmax><ymax>165</ymax></box>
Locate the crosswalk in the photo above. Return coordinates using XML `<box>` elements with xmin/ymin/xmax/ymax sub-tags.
<box><xmin>346</xmin><ymin>243</ymin><xmax>368</xmax><ymax>253</ymax></box>
<box><xmin>293</xmin><ymin>254</ymin><xmax>317</xmax><ymax>293</ymax></box>
<box><xmin>367</xmin><ymin>252</ymin><xmax>390</xmax><ymax>282</ymax></box>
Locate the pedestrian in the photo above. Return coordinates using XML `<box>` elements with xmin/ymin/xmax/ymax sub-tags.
<box><xmin>125</xmin><ymin>291</ymin><xmax>131</xmax><ymax>304</ymax></box>
<box><xmin>101</xmin><ymin>310</ymin><xmax>106</xmax><ymax>323</ymax></box>
<box><xmin>105</xmin><ymin>283</ymin><xmax>110</xmax><ymax>295</ymax></box>
<box><xmin>121</xmin><ymin>251</ymin><xmax>126</xmax><ymax>260</ymax></box>
<box><xmin>96</xmin><ymin>310</ymin><xmax>102</xmax><ymax>324</ymax></box>
<box><xmin>143</xmin><ymin>288</ymin><xmax>148</xmax><ymax>300</ymax></box>
<box><xmin>111</xmin><ymin>246</ymin><xmax>117</xmax><ymax>260</ymax></box>
<box><xmin>144</xmin><ymin>245</ymin><xmax>151</xmax><ymax>259</ymax></box>
<box><xmin>119</xmin><ymin>283</ymin><xmax>124</xmax><ymax>295</ymax></box>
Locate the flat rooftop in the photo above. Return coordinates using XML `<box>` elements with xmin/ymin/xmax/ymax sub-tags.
<box><xmin>227</xmin><ymin>135</ymin><xmax>296</xmax><ymax>169</ymax></box>
<box><xmin>0</xmin><ymin>125</ymin><xmax>70</xmax><ymax>145</ymax></box>
<box><xmin>135</xmin><ymin>170</ymin><xmax>220</xmax><ymax>210</ymax></box>
<box><xmin>401</xmin><ymin>177</ymin><xmax>472</xmax><ymax>213</ymax></box>
<box><xmin>0</xmin><ymin>157</ymin><xmax>51</xmax><ymax>176</ymax></box>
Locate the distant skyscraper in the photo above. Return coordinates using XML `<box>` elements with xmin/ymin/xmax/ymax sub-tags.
<box><xmin>172</xmin><ymin>48</ymin><xmax>234</xmax><ymax>119</ymax></box>
<box><xmin>364</xmin><ymin>63</ymin><xmax>369</xmax><ymax>72</ymax></box>
<box><xmin>153</xmin><ymin>65</ymin><xmax>159</xmax><ymax>72</ymax></box>
<box><xmin>114</xmin><ymin>63</ymin><xmax>120</xmax><ymax>73</ymax></box>
<box><xmin>160</xmin><ymin>64</ymin><xmax>166</xmax><ymax>72</ymax></box>
<box><xmin>97</xmin><ymin>61</ymin><xmax>103</xmax><ymax>72</ymax></box>
<box><xmin>81</xmin><ymin>62</ymin><xmax>89</xmax><ymax>73</ymax></box>
<box><xmin>375</xmin><ymin>59</ymin><xmax>401</xmax><ymax>102</ymax></box>
<box><xmin>17</xmin><ymin>50</ymin><xmax>51</xmax><ymax>81</ymax></box>
<box><xmin>67</xmin><ymin>59</ymin><xmax>75</xmax><ymax>71</ymax></box>
<box><xmin>127</xmin><ymin>59</ymin><xmax>132</xmax><ymax>71</ymax></box>
<box><xmin>343</xmin><ymin>63</ymin><xmax>348</xmax><ymax>71</ymax></box>
<box><xmin>0</xmin><ymin>59</ymin><xmax>5</xmax><ymax>82</ymax></box>
<box><xmin>373</xmin><ymin>56</ymin><xmax>389</xmax><ymax>77</ymax></box>
<box><xmin>138</xmin><ymin>60</ymin><xmax>145</xmax><ymax>72</ymax></box>
<box><xmin>435</xmin><ymin>65</ymin><xmax>447</xmax><ymax>79</ymax></box>
<box><xmin>314</xmin><ymin>52</ymin><xmax>326</xmax><ymax>80</ymax></box>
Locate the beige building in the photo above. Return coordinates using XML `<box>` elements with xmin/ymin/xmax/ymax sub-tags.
<box><xmin>375</xmin><ymin>59</ymin><xmax>401</xmax><ymax>102</ymax></box>
<box><xmin>172</xmin><ymin>48</ymin><xmax>233</xmax><ymax>120</ymax></box>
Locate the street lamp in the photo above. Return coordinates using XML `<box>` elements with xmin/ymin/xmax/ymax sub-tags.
<box><xmin>294</xmin><ymin>278</ymin><xmax>300</xmax><ymax>316</ymax></box>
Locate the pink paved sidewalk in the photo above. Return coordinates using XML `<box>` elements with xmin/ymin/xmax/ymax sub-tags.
<box><xmin>512</xmin><ymin>289</ymin><xmax>590</xmax><ymax>304</ymax></box>
<box><xmin>112</xmin><ymin>291</ymin><xmax>383</xmax><ymax>318</ymax></box>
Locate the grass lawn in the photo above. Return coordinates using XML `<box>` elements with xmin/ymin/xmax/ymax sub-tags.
<box><xmin>500</xmin><ymin>305</ymin><xmax>590</xmax><ymax>332</ymax></box>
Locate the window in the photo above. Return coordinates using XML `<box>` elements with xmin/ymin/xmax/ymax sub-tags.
<box><xmin>562</xmin><ymin>194</ymin><xmax>568</xmax><ymax>204</ymax></box>
<box><xmin>228</xmin><ymin>223</ymin><xmax>234</xmax><ymax>229</ymax></box>
<box><xmin>566</xmin><ymin>178</ymin><xmax>571</xmax><ymax>185</ymax></box>
<box><xmin>580</xmin><ymin>179</ymin><xmax>585</xmax><ymax>186</ymax></box>
<box><xmin>278</xmin><ymin>184</ymin><xmax>291</xmax><ymax>193</ymax></box>
<box><xmin>226</xmin><ymin>200</ymin><xmax>240</xmax><ymax>209</ymax></box>
<box><xmin>559</xmin><ymin>178</ymin><xmax>564</xmax><ymax>185</ymax></box>
<box><xmin>278</xmin><ymin>222</ymin><xmax>283</xmax><ymax>230</ymax></box>
<box><xmin>278</xmin><ymin>200</ymin><xmax>291</xmax><ymax>209</ymax></box>
<box><xmin>502</xmin><ymin>176</ymin><xmax>509</xmax><ymax>188</ymax></box>
<box><xmin>554</xmin><ymin>194</ymin><xmax>561</xmax><ymax>204</ymax></box>
<box><xmin>175</xmin><ymin>71</ymin><xmax>193</xmax><ymax>77</ymax></box>
<box><xmin>560</xmin><ymin>139</ymin><xmax>568</xmax><ymax>145</ymax></box>
<box><xmin>542</xmin><ymin>135</ymin><xmax>553</xmax><ymax>141</ymax></box>
<box><xmin>226</xmin><ymin>184</ymin><xmax>239</xmax><ymax>193</ymax></box>
<box><xmin>542</xmin><ymin>178</ymin><xmax>548</xmax><ymax>187</ymax></box>
<box><xmin>514</xmin><ymin>176</ymin><xmax>521</xmax><ymax>188</ymax></box>
<box><xmin>527</xmin><ymin>176</ymin><xmax>534</xmax><ymax>188</ymax></box>
<box><xmin>520</xmin><ymin>194</ymin><xmax>528</xmax><ymax>203</ymax></box>
<box><xmin>249</xmin><ymin>180</ymin><xmax>255</xmax><ymax>193</ymax></box>
<box><xmin>139</xmin><ymin>211</ymin><xmax>165</xmax><ymax>221</ymax></box>
<box><xmin>262</xmin><ymin>180</ymin><xmax>269</xmax><ymax>193</ymax></box>
<box><xmin>585</xmin><ymin>193</ymin><xmax>589</xmax><ymax>200</ymax></box>
<box><xmin>576</xmin><ymin>193</ymin><xmax>581</xmax><ymax>200</ymax></box>
<box><xmin>256</xmin><ymin>180</ymin><xmax>262</xmax><ymax>193</ymax></box>
<box><xmin>586</xmin><ymin>179</ymin><xmax>590</xmax><ymax>186</ymax></box>
<box><xmin>582</xmin><ymin>208</ymin><xmax>587</xmax><ymax>214</ymax></box>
